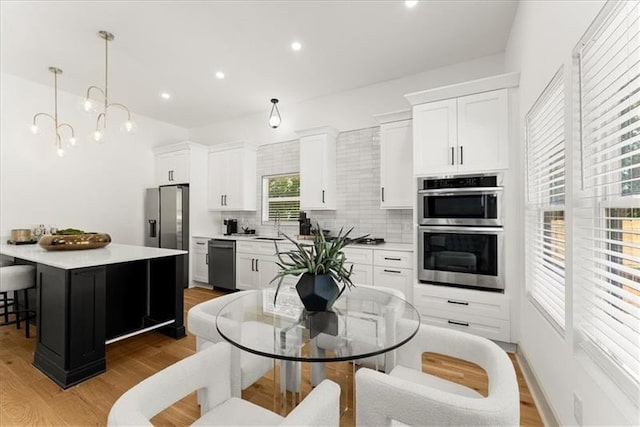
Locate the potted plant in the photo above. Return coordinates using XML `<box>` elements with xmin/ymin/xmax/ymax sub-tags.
<box><xmin>271</xmin><ymin>226</ymin><xmax>364</xmax><ymax>312</ymax></box>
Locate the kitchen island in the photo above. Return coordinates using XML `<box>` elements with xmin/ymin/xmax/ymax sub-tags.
<box><xmin>0</xmin><ymin>242</ymin><xmax>187</xmax><ymax>388</ymax></box>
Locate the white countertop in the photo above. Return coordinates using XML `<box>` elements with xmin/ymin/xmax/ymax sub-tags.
<box><xmin>0</xmin><ymin>242</ymin><xmax>187</xmax><ymax>270</ymax></box>
<box><xmin>198</xmin><ymin>234</ymin><xmax>413</xmax><ymax>252</ymax></box>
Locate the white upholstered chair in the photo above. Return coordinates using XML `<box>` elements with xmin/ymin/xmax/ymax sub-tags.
<box><xmin>107</xmin><ymin>342</ymin><xmax>341</xmax><ymax>426</ymax></box>
<box><xmin>187</xmin><ymin>291</ymin><xmax>273</xmax><ymax>397</ymax></box>
<box><xmin>0</xmin><ymin>263</ymin><xmax>36</xmax><ymax>338</ymax></box>
<box><xmin>356</xmin><ymin>322</ymin><xmax>520</xmax><ymax>426</ymax></box>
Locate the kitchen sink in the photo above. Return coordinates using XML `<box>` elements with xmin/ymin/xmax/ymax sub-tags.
<box><xmin>253</xmin><ymin>237</ymin><xmax>285</xmax><ymax>241</ymax></box>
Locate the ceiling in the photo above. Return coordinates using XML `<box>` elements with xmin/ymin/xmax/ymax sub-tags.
<box><xmin>1</xmin><ymin>1</ymin><xmax>518</xmax><ymax>129</ymax></box>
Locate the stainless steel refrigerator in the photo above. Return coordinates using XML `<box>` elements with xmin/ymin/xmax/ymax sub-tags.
<box><xmin>145</xmin><ymin>185</ymin><xmax>189</xmax><ymax>287</ymax></box>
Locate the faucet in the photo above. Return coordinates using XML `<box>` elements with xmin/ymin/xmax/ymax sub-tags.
<box><xmin>274</xmin><ymin>210</ymin><xmax>282</xmax><ymax>236</ymax></box>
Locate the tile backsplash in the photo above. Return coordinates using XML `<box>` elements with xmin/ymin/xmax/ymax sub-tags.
<box><xmin>223</xmin><ymin>126</ymin><xmax>413</xmax><ymax>243</ymax></box>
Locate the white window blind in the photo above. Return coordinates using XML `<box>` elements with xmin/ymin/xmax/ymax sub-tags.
<box><xmin>525</xmin><ymin>68</ymin><xmax>566</xmax><ymax>332</ymax></box>
<box><xmin>262</xmin><ymin>174</ymin><xmax>300</xmax><ymax>222</ymax></box>
<box><xmin>576</xmin><ymin>0</ymin><xmax>640</xmax><ymax>396</ymax></box>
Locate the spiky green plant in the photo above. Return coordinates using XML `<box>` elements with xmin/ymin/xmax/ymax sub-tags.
<box><xmin>270</xmin><ymin>226</ymin><xmax>366</xmax><ymax>304</ymax></box>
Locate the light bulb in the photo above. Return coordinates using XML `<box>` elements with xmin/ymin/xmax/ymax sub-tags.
<box><xmin>57</xmin><ymin>147</ymin><xmax>65</xmax><ymax>157</ymax></box>
<box><xmin>121</xmin><ymin>120</ymin><xmax>138</xmax><ymax>134</ymax></box>
<box><xmin>268</xmin><ymin>115</ymin><xmax>281</xmax><ymax>128</ymax></box>
<box><xmin>68</xmin><ymin>136</ymin><xmax>77</xmax><ymax>146</ymax></box>
<box><xmin>30</xmin><ymin>124</ymin><xmax>40</xmax><ymax>134</ymax></box>
<box><xmin>93</xmin><ymin>129</ymin><xmax>104</xmax><ymax>143</ymax></box>
<box><xmin>82</xmin><ymin>98</ymin><xmax>97</xmax><ymax>113</ymax></box>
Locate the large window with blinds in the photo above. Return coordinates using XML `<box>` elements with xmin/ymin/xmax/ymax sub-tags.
<box><xmin>262</xmin><ymin>173</ymin><xmax>300</xmax><ymax>222</ymax></box>
<box><xmin>525</xmin><ymin>68</ymin><xmax>566</xmax><ymax>332</ymax></box>
<box><xmin>575</xmin><ymin>0</ymin><xmax>639</xmax><ymax>396</ymax></box>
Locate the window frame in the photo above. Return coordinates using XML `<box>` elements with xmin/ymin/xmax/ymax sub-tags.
<box><xmin>261</xmin><ymin>172</ymin><xmax>301</xmax><ymax>224</ymax></box>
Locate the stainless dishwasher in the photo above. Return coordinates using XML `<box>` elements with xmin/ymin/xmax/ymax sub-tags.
<box><xmin>208</xmin><ymin>239</ymin><xmax>236</xmax><ymax>290</ymax></box>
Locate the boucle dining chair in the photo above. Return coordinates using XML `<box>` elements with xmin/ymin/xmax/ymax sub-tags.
<box><xmin>0</xmin><ymin>263</ymin><xmax>36</xmax><ymax>338</ymax></box>
<box><xmin>355</xmin><ymin>321</ymin><xmax>520</xmax><ymax>426</ymax></box>
<box><xmin>187</xmin><ymin>291</ymin><xmax>273</xmax><ymax>397</ymax></box>
<box><xmin>107</xmin><ymin>342</ymin><xmax>341</xmax><ymax>426</ymax></box>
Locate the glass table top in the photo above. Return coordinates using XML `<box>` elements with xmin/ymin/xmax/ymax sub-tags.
<box><xmin>216</xmin><ymin>286</ymin><xmax>421</xmax><ymax>362</ymax></box>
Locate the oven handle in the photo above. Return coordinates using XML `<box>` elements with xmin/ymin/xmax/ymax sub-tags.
<box><xmin>418</xmin><ymin>226</ymin><xmax>504</xmax><ymax>234</ymax></box>
<box><xmin>418</xmin><ymin>187</ymin><xmax>503</xmax><ymax>195</ymax></box>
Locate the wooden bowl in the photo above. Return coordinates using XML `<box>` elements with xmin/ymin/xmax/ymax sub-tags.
<box><xmin>38</xmin><ymin>233</ymin><xmax>111</xmax><ymax>251</ymax></box>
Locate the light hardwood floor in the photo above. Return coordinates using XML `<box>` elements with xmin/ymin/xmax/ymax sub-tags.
<box><xmin>0</xmin><ymin>287</ymin><xmax>543</xmax><ymax>426</ymax></box>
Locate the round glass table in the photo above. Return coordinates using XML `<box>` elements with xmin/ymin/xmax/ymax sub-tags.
<box><xmin>216</xmin><ymin>285</ymin><xmax>420</xmax><ymax>414</ymax></box>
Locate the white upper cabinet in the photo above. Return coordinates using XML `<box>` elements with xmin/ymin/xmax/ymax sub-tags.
<box><xmin>155</xmin><ymin>149</ymin><xmax>190</xmax><ymax>185</ymax></box>
<box><xmin>412</xmin><ymin>89</ymin><xmax>508</xmax><ymax>176</ymax></box>
<box><xmin>207</xmin><ymin>143</ymin><xmax>257</xmax><ymax>211</ymax></box>
<box><xmin>298</xmin><ymin>127</ymin><xmax>337</xmax><ymax>210</ymax></box>
<box><xmin>375</xmin><ymin>110</ymin><xmax>413</xmax><ymax>209</ymax></box>
<box><xmin>456</xmin><ymin>90</ymin><xmax>508</xmax><ymax>173</ymax></box>
<box><xmin>406</xmin><ymin>73</ymin><xmax>519</xmax><ymax>177</ymax></box>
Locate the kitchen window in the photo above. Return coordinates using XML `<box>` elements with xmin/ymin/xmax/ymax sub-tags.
<box><xmin>525</xmin><ymin>67</ymin><xmax>566</xmax><ymax>332</ymax></box>
<box><xmin>262</xmin><ymin>173</ymin><xmax>300</xmax><ymax>222</ymax></box>
<box><xmin>575</xmin><ymin>0</ymin><xmax>639</xmax><ymax>398</ymax></box>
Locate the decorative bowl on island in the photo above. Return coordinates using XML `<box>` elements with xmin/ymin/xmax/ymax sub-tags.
<box><xmin>38</xmin><ymin>228</ymin><xmax>111</xmax><ymax>251</ymax></box>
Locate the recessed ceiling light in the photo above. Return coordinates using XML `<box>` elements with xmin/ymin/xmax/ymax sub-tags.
<box><xmin>215</xmin><ymin>71</ymin><xmax>225</xmax><ymax>79</ymax></box>
<box><xmin>405</xmin><ymin>1</ymin><xmax>418</xmax><ymax>8</ymax></box>
<box><xmin>160</xmin><ymin>92</ymin><xmax>171</xmax><ymax>100</ymax></box>
<box><xmin>291</xmin><ymin>41</ymin><xmax>302</xmax><ymax>51</ymax></box>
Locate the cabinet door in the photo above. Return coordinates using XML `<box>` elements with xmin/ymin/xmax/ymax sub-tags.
<box><xmin>192</xmin><ymin>251</ymin><xmax>209</xmax><ymax>283</ymax></box>
<box><xmin>300</xmin><ymin>135</ymin><xmax>325</xmax><ymax>209</ymax></box>
<box><xmin>380</xmin><ymin>120</ymin><xmax>413</xmax><ymax>208</ymax></box>
<box><xmin>413</xmin><ymin>99</ymin><xmax>457</xmax><ymax>176</ymax></box>
<box><xmin>346</xmin><ymin>263</ymin><xmax>374</xmax><ymax>287</ymax></box>
<box><xmin>155</xmin><ymin>152</ymin><xmax>174</xmax><ymax>186</ymax></box>
<box><xmin>457</xmin><ymin>89</ymin><xmax>508</xmax><ymax>172</ymax></box>
<box><xmin>256</xmin><ymin>255</ymin><xmax>280</xmax><ymax>289</ymax></box>
<box><xmin>236</xmin><ymin>254</ymin><xmax>258</xmax><ymax>290</ymax></box>
<box><xmin>170</xmin><ymin>150</ymin><xmax>190</xmax><ymax>184</ymax></box>
<box><xmin>207</xmin><ymin>152</ymin><xmax>226</xmax><ymax>210</ymax></box>
<box><xmin>373</xmin><ymin>266</ymin><xmax>412</xmax><ymax>297</ymax></box>
<box><xmin>221</xmin><ymin>149</ymin><xmax>244</xmax><ymax>210</ymax></box>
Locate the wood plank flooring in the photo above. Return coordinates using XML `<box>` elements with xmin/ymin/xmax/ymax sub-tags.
<box><xmin>0</xmin><ymin>287</ymin><xmax>543</xmax><ymax>426</ymax></box>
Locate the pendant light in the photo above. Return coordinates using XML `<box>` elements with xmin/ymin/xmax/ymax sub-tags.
<box><xmin>31</xmin><ymin>67</ymin><xmax>77</xmax><ymax>157</ymax></box>
<box><xmin>83</xmin><ymin>30</ymin><xmax>136</xmax><ymax>143</ymax></box>
<box><xmin>268</xmin><ymin>98</ymin><xmax>281</xmax><ymax>128</ymax></box>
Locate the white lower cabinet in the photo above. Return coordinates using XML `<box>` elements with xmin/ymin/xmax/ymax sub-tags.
<box><xmin>343</xmin><ymin>247</ymin><xmax>413</xmax><ymax>296</ymax></box>
<box><xmin>413</xmin><ymin>284</ymin><xmax>511</xmax><ymax>342</ymax></box>
<box><xmin>236</xmin><ymin>241</ymin><xmax>293</xmax><ymax>291</ymax></box>
<box><xmin>372</xmin><ymin>266</ymin><xmax>412</xmax><ymax>296</ymax></box>
<box><xmin>192</xmin><ymin>238</ymin><xmax>209</xmax><ymax>284</ymax></box>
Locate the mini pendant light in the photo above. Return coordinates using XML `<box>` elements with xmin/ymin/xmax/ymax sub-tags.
<box><xmin>31</xmin><ymin>67</ymin><xmax>77</xmax><ymax>157</ymax></box>
<box><xmin>268</xmin><ymin>98</ymin><xmax>281</xmax><ymax>129</ymax></box>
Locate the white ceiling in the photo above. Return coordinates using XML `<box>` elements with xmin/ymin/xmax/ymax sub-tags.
<box><xmin>1</xmin><ymin>1</ymin><xmax>518</xmax><ymax>129</ymax></box>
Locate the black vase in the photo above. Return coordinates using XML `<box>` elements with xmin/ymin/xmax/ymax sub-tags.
<box><xmin>295</xmin><ymin>273</ymin><xmax>340</xmax><ymax>312</ymax></box>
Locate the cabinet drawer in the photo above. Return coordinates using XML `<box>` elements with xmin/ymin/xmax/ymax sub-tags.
<box><xmin>374</xmin><ymin>250</ymin><xmax>412</xmax><ymax>269</ymax></box>
<box><xmin>192</xmin><ymin>238</ymin><xmax>209</xmax><ymax>253</ymax></box>
<box><xmin>413</xmin><ymin>284</ymin><xmax>509</xmax><ymax>320</ymax></box>
<box><xmin>342</xmin><ymin>248</ymin><xmax>373</xmax><ymax>265</ymax></box>
<box><xmin>236</xmin><ymin>241</ymin><xmax>284</xmax><ymax>256</ymax></box>
<box><xmin>417</xmin><ymin>307</ymin><xmax>510</xmax><ymax>342</ymax></box>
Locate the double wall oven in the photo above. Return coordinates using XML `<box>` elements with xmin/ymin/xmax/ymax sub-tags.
<box><xmin>417</xmin><ymin>174</ymin><xmax>504</xmax><ymax>292</ymax></box>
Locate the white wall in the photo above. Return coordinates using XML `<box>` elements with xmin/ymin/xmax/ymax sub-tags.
<box><xmin>505</xmin><ymin>1</ymin><xmax>637</xmax><ymax>425</ymax></box>
<box><xmin>0</xmin><ymin>73</ymin><xmax>188</xmax><ymax>245</ymax></box>
<box><xmin>188</xmin><ymin>53</ymin><xmax>505</xmax><ymax>145</ymax></box>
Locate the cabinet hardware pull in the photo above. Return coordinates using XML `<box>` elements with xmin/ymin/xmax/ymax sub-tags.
<box><xmin>221</xmin><ymin>195</ymin><xmax>224</xmax><ymax>206</ymax></box>
<box><xmin>255</xmin><ymin>259</ymin><xmax>259</xmax><ymax>271</ymax></box>
<box><xmin>168</xmin><ymin>170</ymin><xmax>171</xmax><ymax>181</ymax></box>
<box><xmin>447</xmin><ymin>299</ymin><xmax>469</xmax><ymax>306</ymax></box>
<box><xmin>225</xmin><ymin>195</ymin><xmax>227</xmax><ymax>206</ymax></box>
<box><xmin>459</xmin><ymin>146</ymin><xmax>463</xmax><ymax>165</ymax></box>
<box><xmin>322</xmin><ymin>190</ymin><xmax>325</xmax><ymax>203</ymax></box>
<box><xmin>205</xmin><ymin>253</ymin><xmax>209</xmax><ymax>264</ymax></box>
<box><xmin>448</xmin><ymin>320</ymin><xmax>469</xmax><ymax>327</ymax></box>
<box><xmin>451</xmin><ymin>147</ymin><xmax>455</xmax><ymax>165</ymax></box>
<box><xmin>196</xmin><ymin>242</ymin><xmax>205</xmax><ymax>245</ymax></box>
<box><xmin>384</xmin><ymin>257</ymin><xmax>401</xmax><ymax>261</ymax></box>
<box><xmin>384</xmin><ymin>269</ymin><xmax>401</xmax><ymax>274</ymax></box>
<box><xmin>251</xmin><ymin>259</ymin><xmax>255</xmax><ymax>271</ymax></box>
<box><xmin>381</xmin><ymin>187</ymin><xmax>385</xmax><ymax>202</ymax></box>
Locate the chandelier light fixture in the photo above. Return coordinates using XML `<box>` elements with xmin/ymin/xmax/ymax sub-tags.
<box><xmin>268</xmin><ymin>98</ymin><xmax>281</xmax><ymax>128</ymax></box>
<box><xmin>31</xmin><ymin>67</ymin><xmax>77</xmax><ymax>157</ymax></box>
<box><xmin>83</xmin><ymin>30</ymin><xmax>136</xmax><ymax>143</ymax></box>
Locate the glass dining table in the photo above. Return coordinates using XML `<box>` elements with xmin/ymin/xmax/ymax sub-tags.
<box><xmin>216</xmin><ymin>285</ymin><xmax>420</xmax><ymax>415</ymax></box>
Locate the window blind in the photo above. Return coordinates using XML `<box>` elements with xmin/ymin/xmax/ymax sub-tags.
<box><xmin>263</xmin><ymin>174</ymin><xmax>300</xmax><ymax>222</ymax></box>
<box><xmin>576</xmin><ymin>0</ymin><xmax>640</xmax><ymax>395</ymax></box>
<box><xmin>525</xmin><ymin>68</ymin><xmax>566</xmax><ymax>332</ymax></box>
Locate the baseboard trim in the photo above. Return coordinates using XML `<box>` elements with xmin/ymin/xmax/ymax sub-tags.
<box><xmin>516</xmin><ymin>348</ymin><xmax>560</xmax><ymax>427</ymax></box>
